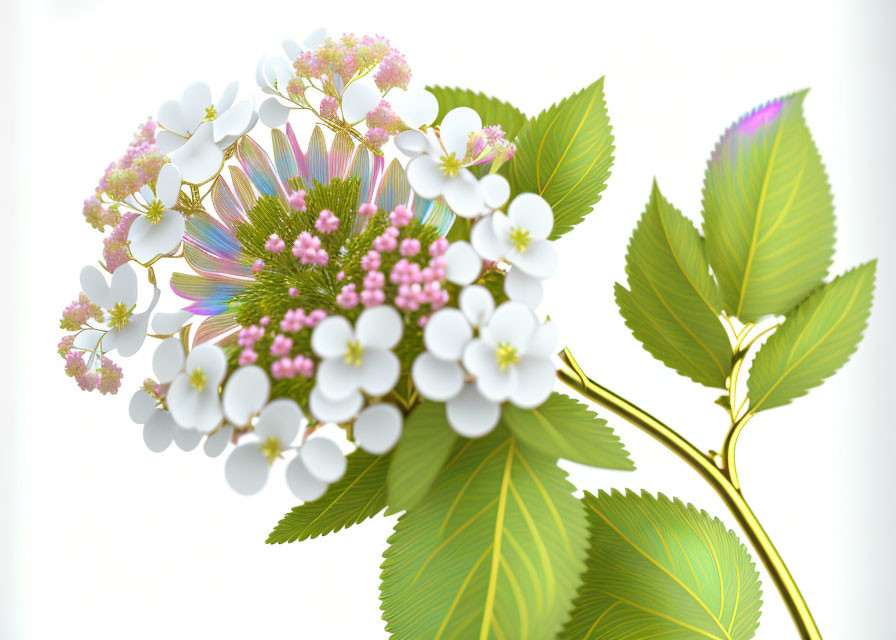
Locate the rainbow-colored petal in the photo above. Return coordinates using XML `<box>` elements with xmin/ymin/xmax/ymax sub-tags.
<box><xmin>210</xmin><ymin>177</ymin><xmax>246</xmax><ymax>233</ymax></box>
<box><xmin>307</xmin><ymin>126</ymin><xmax>329</xmax><ymax>186</ymax></box>
<box><xmin>375</xmin><ymin>159</ymin><xmax>410</xmax><ymax>213</ymax></box>
<box><xmin>185</xmin><ymin>211</ymin><xmax>242</xmax><ymax>261</ymax></box>
<box><xmin>272</xmin><ymin>128</ymin><xmax>300</xmax><ymax>190</ymax></box>
<box><xmin>184</xmin><ymin>242</ymin><xmax>252</xmax><ymax>278</ymax></box>
<box><xmin>237</xmin><ymin>136</ymin><xmax>287</xmax><ymax>204</ymax></box>
<box><xmin>194</xmin><ymin>311</ymin><xmax>239</xmax><ymax>345</ymax></box>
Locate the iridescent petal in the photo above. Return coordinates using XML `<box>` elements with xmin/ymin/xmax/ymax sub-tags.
<box><xmin>285</xmin><ymin>123</ymin><xmax>311</xmax><ymax>186</ymax></box>
<box><xmin>236</xmin><ymin>136</ymin><xmax>287</xmax><ymax>203</ymax></box>
<box><xmin>171</xmin><ymin>272</ymin><xmax>248</xmax><ymax>316</ymax></box>
<box><xmin>375</xmin><ymin>159</ymin><xmax>410</xmax><ymax>213</ymax></box>
<box><xmin>307</xmin><ymin>126</ymin><xmax>329</xmax><ymax>186</ymax></box>
<box><xmin>229</xmin><ymin>166</ymin><xmax>257</xmax><ymax>211</ymax></box>
<box><xmin>413</xmin><ymin>195</ymin><xmax>455</xmax><ymax>236</ymax></box>
<box><xmin>328</xmin><ymin>132</ymin><xmax>354</xmax><ymax>181</ymax></box>
<box><xmin>210</xmin><ymin>176</ymin><xmax>246</xmax><ymax>232</ymax></box>
<box><xmin>184</xmin><ymin>242</ymin><xmax>252</xmax><ymax>278</ymax></box>
<box><xmin>185</xmin><ymin>210</ymin><xmax>242</xmax><ymax>260</ymax></box>
<box><xmin>349</xmin><ymin>146</ymin><xmax>371</xmax><ymax>204</ymax></box>
<box><xmin>194</xmin><ymin>311</ymin><xmax>239</xmax><ymax>345</ymax></box>
<box><xmin>272</xmin><ymin>128</ymin><xmax>300</xmax><ymax>190</ymax></box>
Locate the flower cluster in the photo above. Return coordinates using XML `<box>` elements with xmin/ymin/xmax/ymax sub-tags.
<box><xmin>59</xmin><ymin>30</ymin><xmax>560</xmax><ymax>503</ymax></box>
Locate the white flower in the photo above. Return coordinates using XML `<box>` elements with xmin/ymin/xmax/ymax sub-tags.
<box><xmin>443</xmin><ymin>241</ymin><xmax>483</xmax><ymax>286</ymax></box>
<box><xmin>256</xmin><ymin>30</ymin><xmax>327</xmax><ymax>127</ymax></box>
<box><xmin>472</xmin><ymin>193</ymin><xmax>558</xmax><ymax>309</ymax></box>
<box><xmin>125</xmin><ymin>163</ymin><xmax>185</xmax><ymax>263</ymax></box>
<box><xmin>129</xmin><ymin>389</ymin><xmax>203</xmax><ymax>454</ymax></box>
<box><xmin>309</xmin><ymin>306</ymin><xmax>403</xmax><ymax>423</ymax></box>
<box><xmin>463</xmin><ymin>301</ymin><xmax>557</xmax><ymax>409</ymax></box>
<box><xmin>157</xmin><ymin>81</ymin><xmax>257</xmax><ymax>184</ymax></box>
<box><xmin>166</xmin><ymin>343</ymin><xmax>227</xmax><ymax>432</ymax></box>
<box><xmin>404</xmin><ymin>107</ymin><xmax>489</xmax><ymax>217</ymax></box>
<box><xmin>150</xmin><ymin>310</ymin><xmax>193</xmax><ymax>336</ymax></box>
<box><xmin>412</xmin><ymin>285</ymin><xmax>494</xmax><ymax>403</ymax></box>
<box><xmin>353</xmin><ymin>403</ymin><xmax>403</xmax><ymax>455</ymax></box>
<box><xmin>74</xmin><ymin>263</ymin><xmax>159</xmax><ymax>357</ymax></box>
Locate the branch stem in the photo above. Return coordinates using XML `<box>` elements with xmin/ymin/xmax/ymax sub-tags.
<box><xmin>557</xmin><ymin>348</ymin><xmax>822</xmax><ymax>640</ymax></box>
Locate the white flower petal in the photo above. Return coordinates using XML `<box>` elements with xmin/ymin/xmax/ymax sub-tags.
<box><xmin>356</xmin><ymin>305</ymin><xmax>402</xmax><ymax>350</ymax></box>
<box><xmin>302</xmin><ymin>27</ymin><xmax>327</xmax><ymax>50</ymax></box>
<box><xmin>194</xmin><ymin>389</ymin><xmax>224</xmax><ymax>433</ymax></box>
<box><xmin>255</xmin><ymin>398</ymin><xmax>303</xmax><ymax>445</ymax></box>
<box><xmin>394</xmin><ymin>130</ymin><xmax>428</xmax><ymax>157</ymax></box>
<box><xmin>354</xmin><ymin>404</ymin><xmax>403</xmax><ymax>454</ymax></box>
<box><xmin>173</xmin><ymin>426</ymin><xmax>203</xmax><ymax>452</ymax></box>
<box><xmin>510</xmin><ymin>239</ymin><xmax>558</xmax><ymax>279</ymax></box>
<box><xmin>359</xmin><ymin>348</ymin><xmax>400</xmax><ymax>397</ymax></box>
<box><xmin>424</xmin><ymin>308</ymin><xmax>472</xmax><ymax>361</ymax></box>
<box><xmin>508</xmin><ymin>356</ymin><xmax>555</xmax><ymax>409</ymax></box>
<box><xmin>482</xmin><ymin>302</ymin><xmax>536</xmax><ymax>350</ymax></box>
<box><xmin>440</xmin><ymin>107</ymin><xmax>481</xmax><ymax>158</ymax></box>
<box><xmin>309</xmin><ymin>386</ymin><xmax>362</xmax><ymax>424</ymax></box>
<box><xmin>79</xmin><ymin>265</ymin><xmax>111</xmax><ymax>309</ymax></box>
<box><xmin>390</xmin><ymin>88</ymin><xmax>439</xmax><ymax>128</ymax></box>
<box><xmin>444</xmin><ymin>171</ymin><xmax>486</xmax><ymax>218</ymax></box>
<box><xmin>129</xmin><ymin>210</ymin><xmax>185</xmax><ymax>263</ymax></box>
<box><xmin>281</xmin><ymin>38</ymin><xmax>302</xmax><ymax>60</ymax></box>
<box><xmin>286</xmin><ymin>455</ymin><xmax>328</xmax><ymax>502</ymax></box>
<box><xmin>406</xmin><ymin>155</ymin><xmax>445</xmax><ymax>199</ymax></box>
<box><xmin>143</xmin><ymin>409</ymin><xmax>176</xmax><ymax>453</ymax></box>
<box><xmin>157</xmin><ymin>100</ymin><xmax>187</xmax><ymax>136</ymax></box>
<box><xmin>139</xmin><ymin>185</ymin><xmax>154</xmax><ymax>204</ymax></box>
<box><xmin>446</xmin><ymin>383</ymin><xmax>500</xmax><ymax>438</ymax></box>
<box><xmin>342</xmin><ymin>81</ymin><xmax>380</xmax><ymax>123</ymax></box>
<box><xmin>204</xmin><ymin>425</ymin><xmax>233</xmax><ymax>458</ymax></box>
<box><xmin>151</xmin><ymin>310</ymin><xmax>193</xmax><ymax>335</ymax></box>
<box><xmin>156</xmin><ymin>130</ymin><xmax>185</xmax><ymax>155</ymax></box>
<box><xmin>225</xmin><ymin>444</ymin><xmax>270</xmax><ymax>495</ymax></box>
<box><xmin>111</xmin><ymin>309</ymin><xmax>151</xmax><ymax>357</ymax></box>
<box><xmin>216</xmin><ymin>81</ymin><xmax>239</xmax><ymax>113</ymax></box>
<box><xmin>459</xmin><ymin>285</ymin><xmax>495</xmax><ymax>328</ymax></box>
<box><xmin>311</xmin><ymin>316</ymin><xmax>355</xmax><ymax>359</ymax></box>
<box><xmin>504</xmin><ymin>268</ymin><xmax>544</xmax><ymax>309</ymax></box>
<box><xmin>152</xmin><ymin>337</ymin><xmax>185</xmax><ymax>383</ymax></box>
<box><xmin>180</xmin><ymin>81</ymin><xmax>212</xmax><ymax>134</ymax></box>
<box><xmin>108</xmin><ymin>263</ymin><xmax>138</xmax><ymax>308</ymax></box>
<box><xmin>222</xmin><ymin>365</ymin><xmax>271</xmax><ymax>426</ymax></box>
<box><xmin>169</xmin><ymin>121</ymin><xmax>224</xmax><ymax>185</ymax></box>
<box><xmin>444</xmin><ymin>241</ymin><xmax>481</xmax><ymax>285</ymax></box>
<box><xmin>527</xmin><ymin>321</ymin><xmax>558</xmax><ymax>358</ymax></box>
<box><xmin>479</xmin><ymin>174</ymin><xmax>510</xmax><ymax>209</ymax></box>
<box><xmin>155</xmin><ymin>163</ymin><xmax>182</xmax><ymax>208</ymax></box>
<box><xmin>317</xmin><ymin>357</ymin><xmax>362</xmax><ymax>401</ymax></box>
<box><xmin>259</xmin><ymin>97</ymin><xmax>290</xmax><ymax>128</ymax></box>
<box><xmin>213</xmin><ymin>101</ymin><xmax>254</xmax><ymax>143</ymax></box>
<box><xmin>300</xmin><ymin>437</ymin><xmax>347</xmax><ymax>483</ymax></box>
<box><xmin>73</xmin><ymin>329</ymin><xmax>104</xmax><ymax>351</ymax></box>
<box><xmin>129</xmin><ymin>390</ymin><xmax>157</xmax><ymax>424</ymax></box>
<box><xmin>508</xmin><ymin>193</ymin><xmax>554</xmax><ymax>240</ymax></box>
<box><xmin>412</xmin><ymin>352</ymin><xmax>464</xmax><ymax>401</ymax></box>
<box><xmin>185</xmin><ymin>343</ymin><xmax>228</xmax><ymax>385</ymax></box>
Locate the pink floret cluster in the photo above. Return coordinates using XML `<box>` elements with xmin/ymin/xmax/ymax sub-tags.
<box><xmin>292</xmin><ymin>231</ymin><xmax>329</xmax><ymax>265</ymax></box>
<box><xmin>58</xmin><ymin>337</ymin><xmax>123</xmax><ymax>395</ymax></box>
<box><xmin>293</xmin><ymin>34</ymin><xmax>391</xmax><ymax>82</ymax></box>
<box><xmin>96</xmin><ymin>118</ymin><xmax>167</xmax><ymax>203</ymax></box>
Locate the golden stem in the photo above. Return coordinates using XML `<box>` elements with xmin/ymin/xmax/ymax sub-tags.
<box><xmin>557</xmin><ymin>348</ymin><xmax>823</xmax><ymax>640</ymax></box>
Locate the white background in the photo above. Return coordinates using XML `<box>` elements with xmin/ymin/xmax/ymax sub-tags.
<box><xmin>2</xmin><ymin>0</ymin><xmax>893</xmax><ymax>638</ymax></box>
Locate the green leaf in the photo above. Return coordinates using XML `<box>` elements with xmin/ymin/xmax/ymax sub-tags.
<box><xmin>426</xmin><ymin>86</ymin><xmax>528</xmax><ymax>141</ymax></box>
<box><xmin>616</xmin><ymin>182</ymin><xmax>733</xmax><ymax>388</ymax></box>
<box><xmin>266</xmin><ymin>450</ymin><xmax>390</xmax><ymax>543</ymax></box>
<box><xmin>502</xmin><ymin>393</ymin><xmax>634</xmax><ymax>470</ymax></box>
<box><xmin>747</xmin><ymin>261</ymin><xmax>876</xmax><ymax>412</ymax></box>
<box><xmin>561</xmin><ymin>490</ymin><xmax>762</xmax><ymax>640</ymax></box>
<box><xmin>387</xmin><ymin>401</ymin><xmax>457</xmax><ymax>514</ymax></box>
<box><xmin>702</xmin><ymin>91</ymin><xmax>835</xmax><ymax>322</ymax></box>
<box><xmin>507</xmin><ymin>78</ymin><xmax>614</xmax><ymax>239</ymax></box>
<box><xmin>380</xmin><ymin>428</ymin><xmax>588</xmax><ymax>639</ymax></box>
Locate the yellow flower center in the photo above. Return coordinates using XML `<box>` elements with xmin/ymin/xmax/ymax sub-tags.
<box><xmin>189</xmin><ymin>367</ymin><xmax>207</xmax><ymax>391</ymax></box>
<box><xmin>495</xmin><ymin>342</ymin><xmax>520</xmax><ymax>372</ymax></box>
<box><xmin>108</xmin><ymin>302</ymin><xmax>133</xmax><ymax>330</ymax></box>
<box><xmin>509</xmin><ymin>227</ymin><xmax>531</xmax><ymax>253</ymax></box>
<box><xmin>438</xmin><ymin>152</ymin><xmax>463</xmax><ymax>178</ymax></box>
<box><xmin>203</xmin><ymin>105</ymin><xmax>217</xmax><ymax>122</ymax></box>
<box><xmin>260</xmin><ymin>436</ymin><xmax>282</xmax><ymax>465</ymax></box>
<box><xmin>343</xmin><ymin>340</ymin><xmax>363</xmax><ymax>367</ymax></box>
<box><xmin>145</xmin><ymin>199</ymin><xmax>166</xmax><ymax>225</ymax></box>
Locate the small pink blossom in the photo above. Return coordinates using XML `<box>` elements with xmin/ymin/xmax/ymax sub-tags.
<box><xmin>281</xmin><ymin>309</ymin><xmax>307</xmax><ymax>332</ymax></box>
<box><xmin>429</xmin><ymin>237</ymin><xmax>449</xmax><ymax>257</ymax></box>
<box><xmin>365</xmin><ymin>127</ymin><xmax>389</xmax><ymax>150</ymax></box>
<box><xmin>337</xmin><ymin>284</ymin><xmax>360</xmax><ymax>309</ymax></box>
<box><xmin>265</xmin><ymin>234</ymin><xmax>286</xmax><ymax>253</ymax></box>
<box><xmin>389</xmin><ymin>205</ymin><xmax>413</xmax><ymax>228</ymax></box>
<box><xmin>358</xmin><ymin>202</ymin><xmax>377</xmax><ymax>218</ymax></box>
<box><xmin>361</xmin><ymin>250</ymin><xmax>381</xmax><ymax>271</ymax></box>
<box><xmin>288</xmin><ymin>190</ymin><xmax>307</xmax><ymax>212</ymax></box>
<box><xmin>364</xmin><ymin>270</ymin><xmax>385</xmax><ymax>289</ymax></box>
<box><xmin>400</xmin><ymin>238</ymin><xmax>421</xmax><ymax>256</ymax></box>
<box><xmin>361</xmin><ymin>288</ymin><xmax>385</xmax><ymax>307</ymax></box>
<box><xmin>315</xmin><ymin>209</ymin><xmax>340</xmax><ymax>233</ymax></box>
<box><xmin>252</xmin><ymin>258</ymin><xmax>265</xmax><ymax>274</ymax></box>
<box><xmin>239</xmin><ymin>349</ymin><xmax>259</xmax><ymax>365</ymax></box>
<box><xmin>320</xmin><ymin>95</ymin><xmax>339</xmax><ymax>119</ymax></box>
<box><xmin>270</xmin><ymin>334</ymin><xmax>294</xmax><ymax>357</ymax></box>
